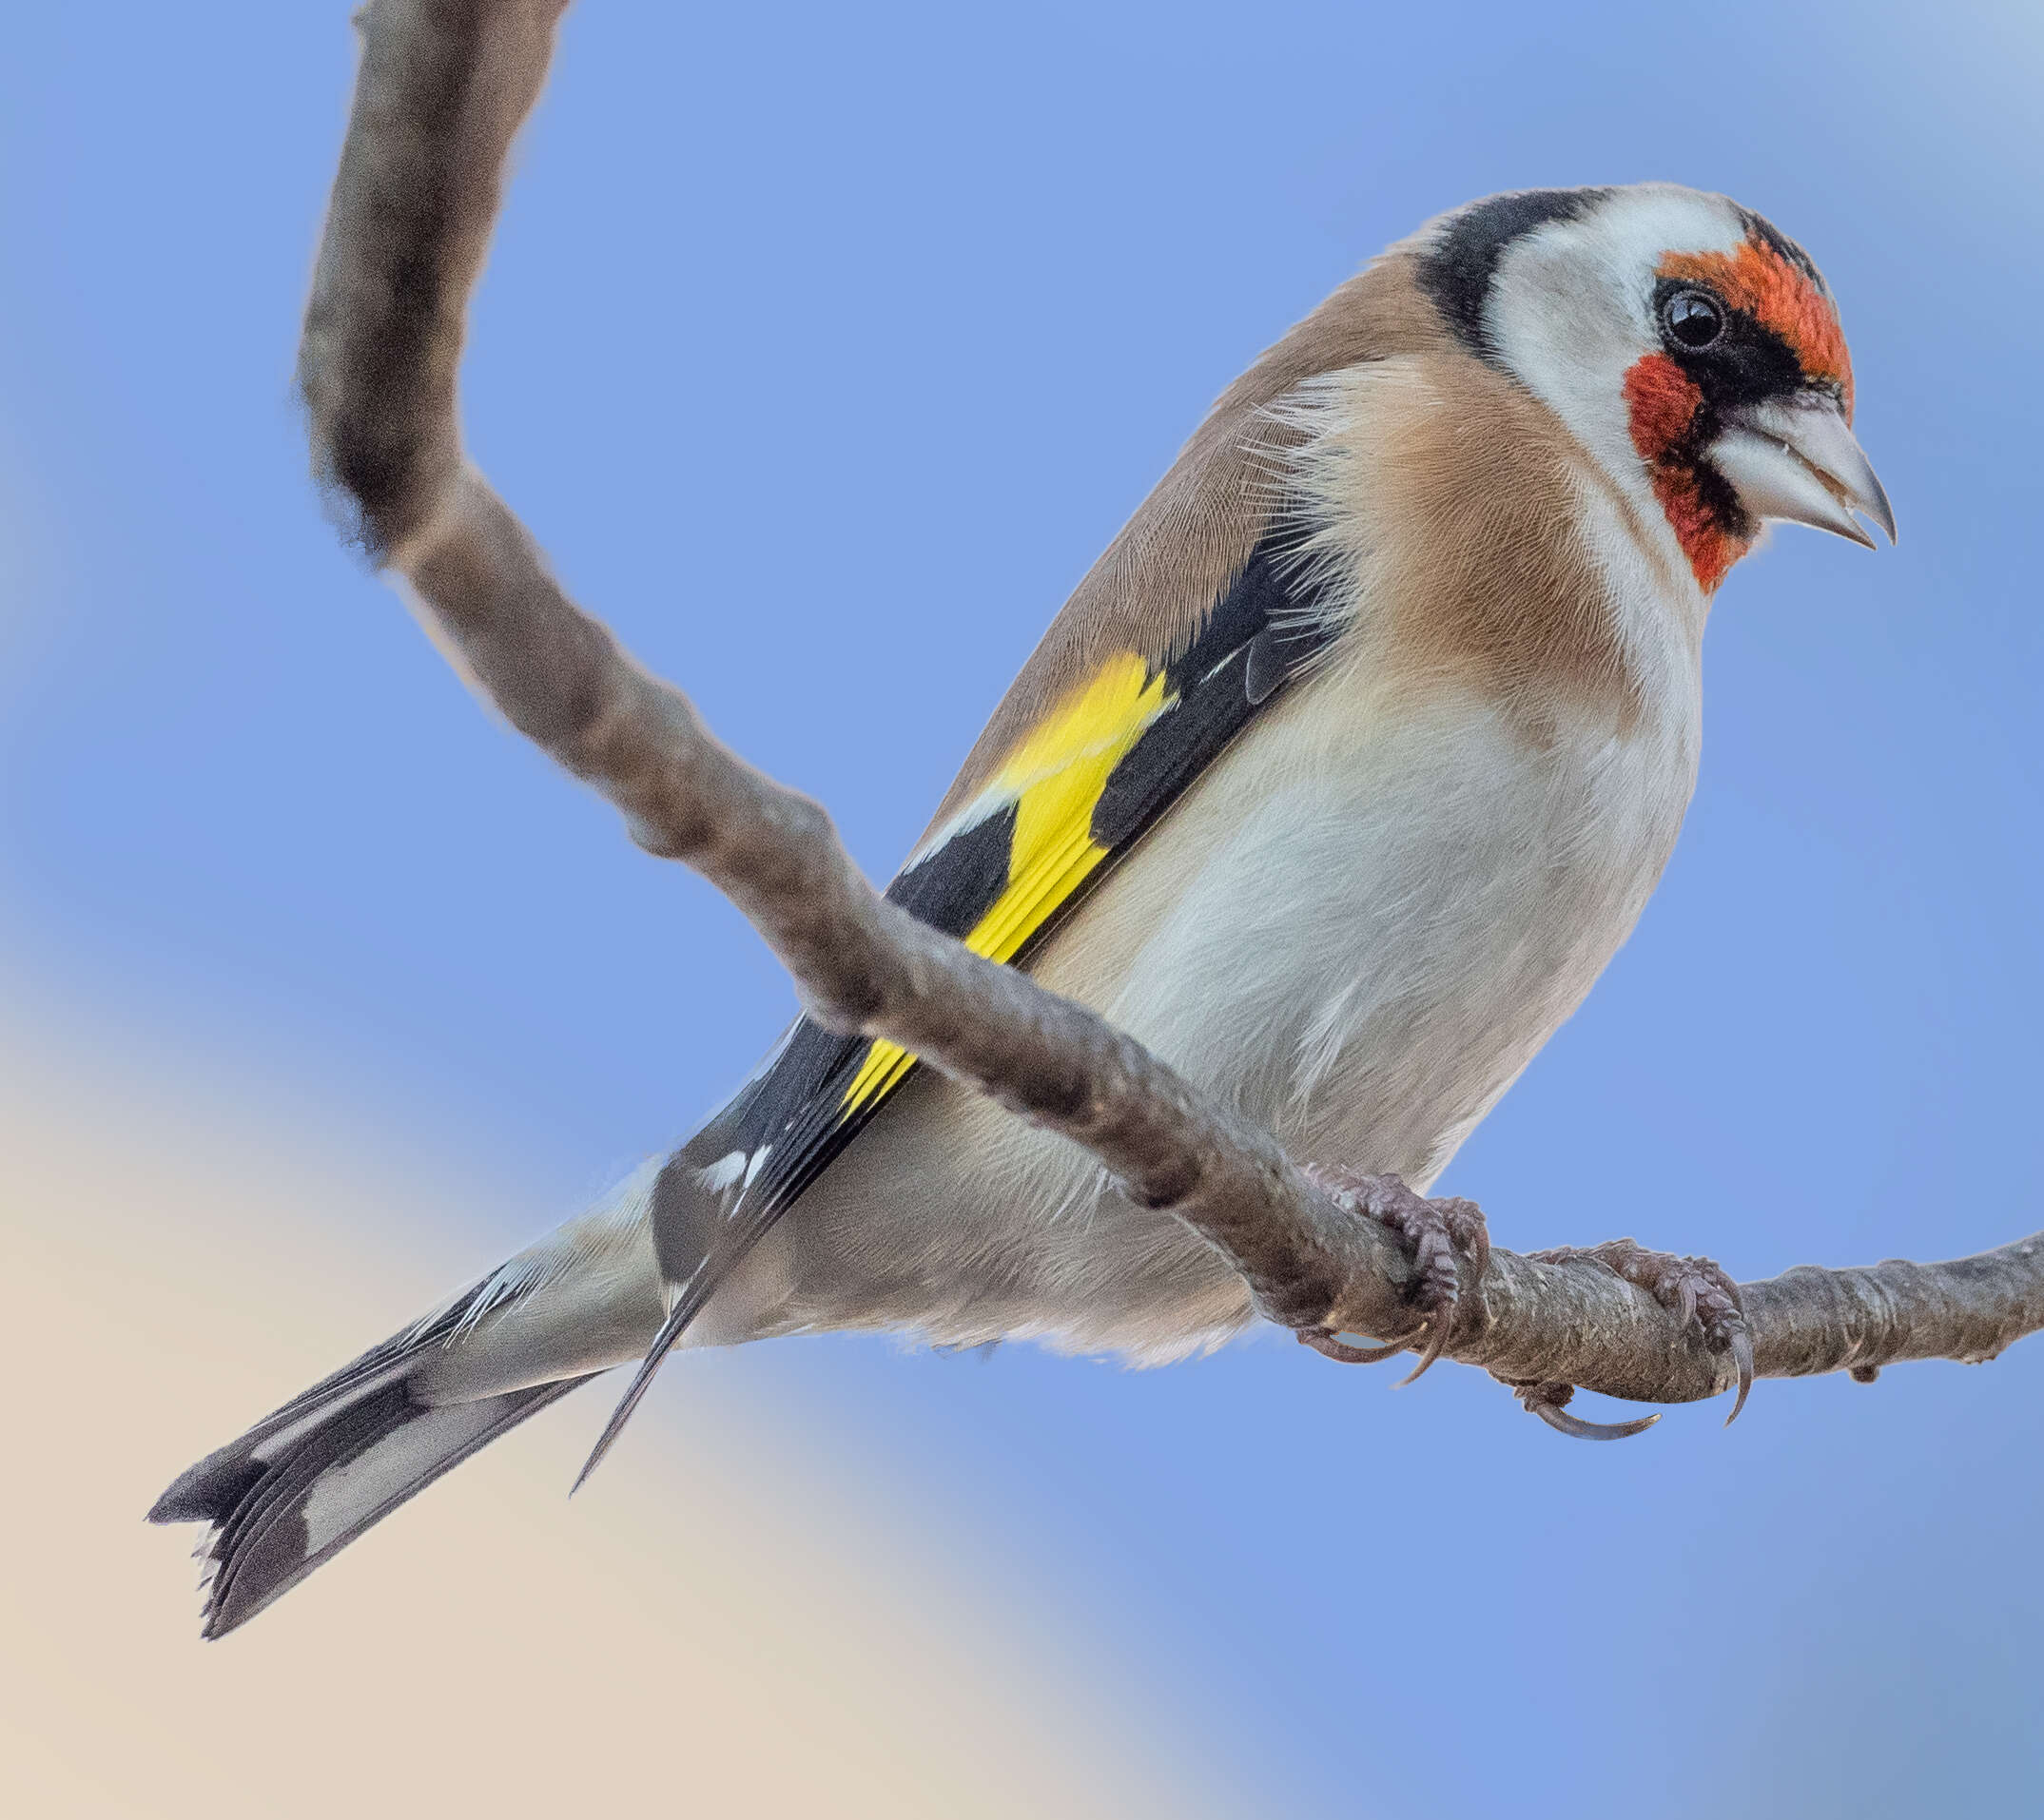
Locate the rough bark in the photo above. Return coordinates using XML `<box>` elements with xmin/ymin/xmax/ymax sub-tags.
<box><xmin>296</xmin><ymin>0</ymin><xmax>2044</xmax><ymax>1417</ymax></box>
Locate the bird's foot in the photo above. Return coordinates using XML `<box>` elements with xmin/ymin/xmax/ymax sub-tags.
<box><xmin>1296</xmin><ymin>1169</ymin><xmax>1489</xmax><ymax>1384</ymax></box>
<box><xmin>1525</xmin><ymin>1237</ymin><xmax>1754</xmax><ymax>1427</ymax></box>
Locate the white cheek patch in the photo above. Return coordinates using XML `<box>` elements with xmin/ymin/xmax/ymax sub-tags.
<box><xmin>1480</xmin><ymin>184</ymin><xmax>1747</xmax><ymax>519</ymax></box>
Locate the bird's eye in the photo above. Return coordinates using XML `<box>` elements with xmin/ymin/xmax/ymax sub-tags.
<box><xmin>1663</xmin><ymin>289</ymin><xmax>1725</xmax><ymax>351</ymax></box>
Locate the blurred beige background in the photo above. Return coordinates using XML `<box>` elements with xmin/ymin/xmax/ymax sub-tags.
<box><xmin>0</xmin><ymin>970</ymin><xmax>1247</xmax><ymax>1818</ymax></box>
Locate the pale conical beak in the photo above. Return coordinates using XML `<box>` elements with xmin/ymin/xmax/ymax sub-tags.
<box><xmin>1708</xmin><ymin>396</ymin><xmax>1898</xmax><ymax>550</ymax></box>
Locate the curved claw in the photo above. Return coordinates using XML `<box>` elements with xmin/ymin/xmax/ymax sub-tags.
<box><xmin>1466</xmin><ymin>1224</ymin><xmax>1493</xmax><ymax>1285</ymax></box>
<box><xmin>1528</xmin><ymin>1399</ymin><xmax>1662</xmax><ymax>1442</ymax></box>
<box><xmin>1511</xmin><ymin>1378</ymin><xmax>1661</xmax><ymax>1442</ymax></box>
<box><xmin>1395</xmin><ymin>1310</ymin><xmax>1454</xmax><ymax>1386</ymax></box>
<box><xmin>1723</xmin><ymin>1322</ymin><xmax>1755</xmax><ymax>1426</ymax></box>
<box><xmin>1298</xmin><ymin>1326</ymin><xmax>1425</xmax><ymax>1365</ymax></box>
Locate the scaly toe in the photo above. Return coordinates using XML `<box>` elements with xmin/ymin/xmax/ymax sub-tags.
<box><xmin>1301</xmin><ymin>1168</ymin><xmax>1491</xmax><ymax>1382</ymax></box>
<box><xmin>1528</xmin><ymin>1238</ymin><xmax>1752</xmax><ymax>1425</ymax></box>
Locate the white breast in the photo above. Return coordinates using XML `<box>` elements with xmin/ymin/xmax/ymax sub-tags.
<box><xmin>1095</xmin><ymin>677</ymin><xmax>1694</xmax><ymax>1189</ymax></box>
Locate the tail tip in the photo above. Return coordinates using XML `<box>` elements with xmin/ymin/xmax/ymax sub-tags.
<box><xmin>146</xmin><ymin>1450</ymin><xmax>263</xmax><ymax>1527</ymax></box>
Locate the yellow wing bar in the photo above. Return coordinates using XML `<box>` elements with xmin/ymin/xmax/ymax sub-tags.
<box><xmin>843</xmin><ymin>653</ymin><xmax>1169</xmax><ymax>1113</ymax></box>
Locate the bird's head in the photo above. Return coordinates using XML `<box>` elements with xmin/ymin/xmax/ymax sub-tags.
<box><xmin>1413</xmin><ymin>183</ymin><xmax>1895</xmax><ymax>592</ymax></box>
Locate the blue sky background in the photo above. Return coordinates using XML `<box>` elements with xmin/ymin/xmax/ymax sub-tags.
<box><xmin>5</xmin><ymin>2</ymin><xmax>2042</xmax><ymax>1813</ymax></box>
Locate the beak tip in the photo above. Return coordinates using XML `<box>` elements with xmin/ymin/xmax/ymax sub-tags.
<box><xmin>1713</xmin><ymin>398</ymin><xmax>1896</xmax><ymax>557</ymax></box>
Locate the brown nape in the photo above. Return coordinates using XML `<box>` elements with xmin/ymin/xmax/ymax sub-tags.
<box><xmin>922</xmin><ymin>254</ymin><xmax>1449</xmax><ymax>832</ymax></box>
<box><xmin>1398</xmin><ymin>353</ymin><xmax>1642</xmax><ymax>733</ymax></box>
<box><xmin>1294</xmin><ymin>341</ymin><xmax>1648</xmax><ymax>741</ymax></box>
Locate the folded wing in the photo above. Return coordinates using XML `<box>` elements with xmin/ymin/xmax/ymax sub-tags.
<box><xmin>579</xmin><ymin>533</ymin><xmax>1341</xmax><ymax>1480</ymax></box>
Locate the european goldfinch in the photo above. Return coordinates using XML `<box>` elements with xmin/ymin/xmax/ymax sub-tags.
<box><xmin>153</xmin><ymin>183</ymin><xmax>1893</xmax><ymax>1636</ymax></box>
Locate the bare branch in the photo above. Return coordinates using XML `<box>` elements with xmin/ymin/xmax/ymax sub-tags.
<box><xmin>299</xmin><ymin>0</ymin><xmax>2044</xmax><ymax>1418</ymax></box>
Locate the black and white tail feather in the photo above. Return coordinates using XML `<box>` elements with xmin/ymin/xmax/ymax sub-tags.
<box><xmin>145</xmin><ymin>1155</ymin><xmax>685</xmax><ymax>1639</ymax></box>
<box><xmin>147</xmin><ymin>1279</ymin><xmax>595</xmax><ymax>1639</ymax></box>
